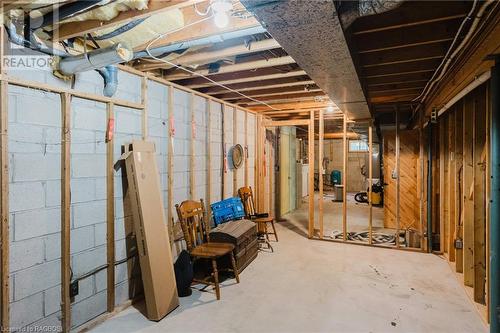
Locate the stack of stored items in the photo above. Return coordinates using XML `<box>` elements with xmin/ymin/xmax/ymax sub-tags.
<box><xmin>210</xmin><ymin>219</ymin><xmax>258</xmax><ymax>272</ymax></box>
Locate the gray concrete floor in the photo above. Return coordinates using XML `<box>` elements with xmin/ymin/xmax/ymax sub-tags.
<box><xmin>91</xmin><ymin>203</ymin><xmax>487</xmax><ymax>333</ymax></box>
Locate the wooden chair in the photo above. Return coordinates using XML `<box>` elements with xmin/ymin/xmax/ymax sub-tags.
<box><xmin>175</xmin><ymin>199</ymin><xmax>239</xmax><ymax>300</ymax></box>
<box><xmin>238</xmin><ymin>186</ymin><xmax>278</xmax><ymax>251</ymax></box>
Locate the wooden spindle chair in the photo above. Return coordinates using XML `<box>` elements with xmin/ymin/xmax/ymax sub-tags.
<box><xmin>238</xmin><ymin>186</ymin><xmax>278</xmax><ymax>252</ymax></box>
<box><xmin>175</xmin><ymin>199</ymin><xmax>240</xmax><ymax>300</ymax></box>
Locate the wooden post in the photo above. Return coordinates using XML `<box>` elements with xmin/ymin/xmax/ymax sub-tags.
<box><xmin>190</xmin><ymin>93</ymin><xmax>195</xmax><ymax>199</ymax></box>
<box><xmin>439</xmin><ymin>117</ymin><xmax>446</xmax><ymax>253</ymax></box>
<box><xmin>221</xmin><ymin>105</ymin><xmax>226</xmax><ymax>199</ymax></box>
<box><xmin>342</xmin><ymin>114</ymin><xmax>347</xmax><ymax>241</ymax></box>
<box><xmin>369</xmin><ymin>123</ymin><xmax>373</xmax><ymax>245</ymax></box>
<box><xmin>0</xmin><ymin>81</ymin><xmax>9</xmax><ymax>330</ymax></box>
<box><xmin>106</xmin><ymin>102</ymin><xmax>115</xmax><ymax>313</ymax></box>
<box><xmin>0</xmin><ymin>25</ymin><xmax>9</xmax><ymax>329</ymax></box>
<box><xmin>206</xmin><ymin>101</ymin><xmax>212</xmax><ymax>218</ymax></box>
<box><xmin>233</xmin><ymin>107</ymin><xmax>237</xmax><ymax>196</ymax></box>
<box><xmin>448</xmin><ymin>112</ymin><xmax>456</xmax><ymax>261</ymax></box>
<box><xmin>395</xmin><ymin>107</ymin><xmax>400</xmax><ymax>248</ymax></box>
<box><xmin>245</xmin><ymin>111</ymin><xmax>249</xmax><ymax>186</ymax></box>
<box><xmin>319</xmin><ymin>109</ymin><xmax>324</xmax><ymax>238</ymax></box>
<box><xmin>167</xmin><ymin>86</ymin><xmax>174</xmax><ymax>245</ymax></box>
<box><xmin>308</xmin><ymin>111</ymin><xmax>315</xmax><ymax>238</ymax></box>
<box><xmin>141</xmin><ymin>77</ymin><xmax>148</xmax><ymax>139</ymax></box>
<box><xmin>463</xmin><ymin>95</ymin><xmax>474</xmax><ymax>286</ymax></box>
<box><xmin>60</xmin><ymin>93</ymin><xmax>71</xmax><ymax>332</ymax></box>
<box><xmin>419</xmin><ymin>106</ymin><xmax>425</xmax><ymax>251</ymax></box>
<box><xmin>455</xmin><ymin>102</ymin><xmax>464</xmax><ymax>272</ymax></box>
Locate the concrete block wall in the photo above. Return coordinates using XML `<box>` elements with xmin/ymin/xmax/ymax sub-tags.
<box><xmin>5</xmin><ymin>58</ymin><xmax>256</xmax><ymax>329</ymax></box>
<box><xmin>235</xmin><ymin>109</ymin><xmax>246</xmax><ymax>190</ymax></box>
<box><xmin>247</xmin><ymin>113</ymin><xmax>256</xmax><ymax>190</ymax></box>
<box><xmin>223</xmin><ymin>106</ymin><xmax>234</xmax><ymax>198</ymax></box>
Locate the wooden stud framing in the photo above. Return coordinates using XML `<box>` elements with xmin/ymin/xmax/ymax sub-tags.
<box><xmin>60</xmin><ymin>93</ymin><xmax>71</xmax><ymax>332</ymax></box>
<box><xmin>368</xmin><ymin>123</ymin><xmax>373</xmax><ymax>245</ymax></box>
<box><xmin>439</xmin><ymin>117</ymin><xmax>446</xmax><ymax>253</ymax></box>
<box><xmin>141</xmin><ymin>77</ymin><xmax>148</xmax><ymax>139</ymax></box>
<box><xmin>454</xmin><ymin>102</ymin><xmax>464</xmax><ymax>272</ymax></box>
<box><xmin>308</xmin><ymin>111</ymin><xmax>315</xmax><ymax>238</ymax></box>
<box><xmin>245</xmin><ymin>111</ymin><xmax>249</xmax><ymax>186</ymax></box>
<box><xmin>206</xmin><ymin>101</ymin><xmax>212</xmax><ymax>218</ymax></box>
<box><xmin>473</xmin><ymin>86</ymin><xmax>487</xmax><ymax>304</ymax></box>
<box><xmin>0</xmin><ymin>81</ymin><xmax>9</xmax><ymax>330</ymax></box>
<box><xmin>463</xmin><ymin>95</ymin><xmax>474</xmax><ymax>286</ymax></box>
<box><xmin>106</xmin><ymin>102</ymin><xmax>115</xmax><ymax>313</ymax></box>
<box><xmin>342</xmin><ymin>114</ymin><xmax>347</xmax><ymax>241</ymax></box>
<box><xmin>190</xmin><ymin>93</ymin><xmax>195</xmax><ymax>199</ymax></box>
<box><xmin>167</xmin><ymin>86</ymin><xmax>175</xmax><ymax>245</ymax></box>
<box><xmin>319</xmin><ymin>109</ymin><xmax>324</xmax><ymax>238</ymax></box>
<box><xmin>222</xmin><ymin>105</ymin><xmax>226</xmax><ymax>199</ymax></box>
<box><xmin>233</xmin><ymin>107</ymin><xmax>238</xmax><ymax>196</ymax></box>
<box><xmin>419</xmin><ymin>106</ymin><xmax>425</xmax><ymax>251</ymax></box>
<box><xmin>448</xmin><ymin>112</ymin><xmax>456</xmax><ymax>262</ymax></box>
<box><xmin>395</xmin><ymin>107</ymin><xmax>401</xmax><ymax>248</ymax></box>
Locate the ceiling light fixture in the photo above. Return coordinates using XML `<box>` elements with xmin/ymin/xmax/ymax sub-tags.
<box><xmin>211</xmin><ymin>0</ymin><xmax>232</xmax><ymax>28</ymax></box>
<box><xmin>326</xmin><ymin>106</ymin><xmax>335</xmax><ymax>113</ymax></box>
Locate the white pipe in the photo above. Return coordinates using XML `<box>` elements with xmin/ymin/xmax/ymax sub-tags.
<box><xmin>437</xmin><ymin>70</ymin><xmax>491</xmax><ymax>117</ymax></box>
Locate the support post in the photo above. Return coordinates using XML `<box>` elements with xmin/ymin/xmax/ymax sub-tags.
<box><xmin>106</xmin><ymin>102</ymin><xmax>115</xmax><ymax>312</ymax></box>
<box><xmin>60</xmin><ymin>93</ymin><xmax>71</xmax><ymax>332</ymax></box>
<box><xmin>167</xmin><ymin>86</ymin><xmax>174</xmax><ymax>245</ymax></box>
<box><xmin>342</xmin><ymin>114</ymin><xmax>347</xmax><ymax>241</ymax></box>
<box><xmin>308</xmin><ymin>111</ymin><xmax>315</xmax><ymax>238</ymax></box>
<box><xmin>190</xmin><ymin>93</ymin><xmax>195</xmax><ymax>199</ymax></box>
<box><xmin>369</xmin><ymin>123</ymin><xmax>373</xmax><ymax>245</ymax></box>
<box><xmin>0</xmin><ymin>80</ymin><xmax>8</xmax><ymax>330</ymax></box>
<box><xmin>427</xmin><ymin>122</ymin><xmax>433</xmax><ymax>252</ymax></box>
<box><xmin>490</xmin><ymin>60</ymin><xmax>500</xmax><ymax>333</ymax></box>
<box><xmin>319</xmin><ymin>109</ymin><xmax>324</xmax><ymax>239</ymax></box>
<box><xmin>141</xmin><ymin>77</ymin><xmax>148</xmax><ymax>139</ymax></box>
<box><xmin>395</xmin><ymin>106</ymin><xmax>400</xmax><ymax>248</ymax></box>
<box><xmin>245</xmin><ymin>111</ymin><xmax>249</xmax><ymax>186</ymax></box>
<box><xmin>206</xmin><ymin>101</ymin><xmax>212</xmax><ymax>218</ymax></box>
<box><xmin>419</xmin><ymin>106</ymin><xmax>425</xmax><ymax>251</ymax></box>
<box><xmin>233</xmin><ymin>108</ymin><xmax>237</xmax><ymax>196</ymax></box>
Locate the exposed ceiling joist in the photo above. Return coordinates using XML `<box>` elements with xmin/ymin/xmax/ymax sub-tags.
<box><xmin>218</xmin><ymin>87</ymin><xmax>321</xmax><ymax>100</ymax></box>
<box><xmin>163</xmin><ymin>55</ymin><xmax>295</xmax><ymax>81</ymax></box>
<box><xmin>247</xmin><ymin>100</ymin><xmax>333</xmax><ymax>112</ymax></box>
<box><xmin>205</xmin><ymin>79</ymin><xmax>315</xmax><ymax>95</ymax></box>
<box><xmin>53</xmin><ymin>0</ymin><xmax>204</xmax><ymax>41</ymax></box>
<box><xmin>135</xmin><ymin>3</ymin><xmax>260</xmax><ymax>51</ymax></box>
<box><xmin>229</xmin><ymin>91</ymin><xmax>325</xmax><ymax>103</ymax></box>
<box><xmin>137</xmin><ymin>38</ymin><xmax>281</xmax><ymax>71</ymax></box>
<box><xmin>186</xmin><ymin>70</ymin><xmax>307</xmax><ymax>89</ymax></box>
<box><xmin>242</xmin><ymin>95</ymin><xmax>328</xmax><ymax>106</ymax></box>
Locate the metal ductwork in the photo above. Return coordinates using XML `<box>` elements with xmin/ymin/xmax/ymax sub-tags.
<box><xmin>97</xmin><ymin>65</ymin><xmax>119</xmax><ymax>97</ymax></box>
<box><xmin>56</xmin><ymin>42</ymin><xmax>133</xmax><ymax>76</ymax></box>
<box><xmin>335</xmin><ymin>0</ymin><xmax>404</xmax><ymax>28</ymax></box>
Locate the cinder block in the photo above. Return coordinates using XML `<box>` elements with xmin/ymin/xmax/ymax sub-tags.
<box><xmin>95</xmin><ymin>131</ymin><xmax>107</xmax><ymax>154</ymax></box>
<box><xmin>70</xmin><ymin>129</ymin><xmax>96</xmax><ymax>154</ymax></box>
<box><xmin>14</xmin><ymin>207</ymin><xmax>60</xmax><ymax>241</ymax></box>
<box><xmin>147</xmin><ymin>80</ymin><xmax>167</xmax><ymax>103</ymax></box>
<box><xmin>95</xmin><ymin>269</ymin><xmax>106</xmax><ymax>293</ymax></box>
<box><xmin>8</xmin><ymin>93</ymin><xmax>17</xmax><ymax>123</ymax></box>
<box><xmin>115</xmin><ymin>261</ymin><xmax>129</xmax><ymax>284</ymax></box>
<box><xmin>172</xmin><ymin>171</ymin><xmax>188</xmax><ymax>189</ymax></box>
<box><xmin>148</xmin><ymin>118</ymin><xmax>168</xmax><ymax>138</ymax></box>
<box><xmin>147</xmin><ymin>99</ymin><xmax>163</xmax><ymax>119</ymax></box>
<box><xmin>72</xmin><ymin>226</ymin><xmax>95</xmax><ymax>254</ymax></box>
<box><xmin>73</xmin><ymin>71</ymin><xmax>102</xmax><ymax>95</ymax></box>
<box><xmin>70</xmin><ymin>178</ymin><xmax>96</xmax><ymax>204</ymax></box>
<box><xmin>10</xmin><ymin>238</ymin><xmax>45</xmax><ymax>272</ymax></box>
<box><xmin>12</xmin><ymin>153</ymin><xmax>60</xmax><ymax>182</ymax></box>
<box><xmin>115</xmin><ymin>71</ymin><xmax>141</xmax><ymax>101</ymax></box>
<box><xmin>115</xmin><ymin>107</ymin><xmax>141</xmax><ymax>135</ymax></box>
<box><xmin>71</xmin><ymin>154</ymin><xmax>106</xmax><ymax>178</ymax></box>
<box><xmin>10</xmin><ymin>182</ymin><xmax>45</xmax><ymax>212</ymax></box>
<box><xmin>114</xmin><ymin>279</ymin><xmax>131</xmax><ymax>307</ymax></box>
<box><xmin>94</xmin><ymin>177</ymin><xmax>107</xmax><ymax>201</ymax></box>
<box><xmin>10</xmin><ymin>292</ymin><xmax>44</xmax><ymax>329</ymax></box>
<box><xmin>43</xmin><ymin>127</ymin><xmax>62</xmax><ymax>154</ymax></box>
<box><xmin>70</xmin><ymin>291</ymin><xmax>107</xmax><ymax>329</ymax></box>
<box><xmin>44</xmin><ymin>233</ymin><xmax>60</xmax><ymax>261</ymax></box>
<box><xmin>72</xmin><ymin>102</ymin><xmax>106</xmax><ymax>131</ymax></box>
<box><xmin>16</xmin><ymin>93</ymin><xmax>60</xmax><ymax>127</ymax></box>
<box><xmin>27</xmin><ymin>311</ymin><xmax>61</xmax><ymax>331</ymax></box>
<box><xmin>8</xmin><ymin>123</ymin><xmax>44</xmax><ymax>153</ymax></box>
<box><xmin>93</xmin><ymin>223</ymin><xmax>106</xmax><ymax>247</ymax></box>
<box><xmin>173</xmin><ymin>155</ymin><xmax>189</xmax><ymax>172</ymax></box>
<box><xmin>44</xmin><ymin>180</ymin><xmax>60</xmax><ymax>207</ymax></box>
<box><xmin>173</xmin><ymin>88</ymin><xmax>189</xmax><ymax>107</ymax></box>
<box><xmin>173</xmin><ymin>138</ymin><xmax>189</xmax><ymax>156</ymax></box>
<box><xmin>175</xmin><ymin>123</ymin><xmax>189</xmax><ymax>140</ymax></box>
<box><xmin>14</xmin><ymin>260</ymin><xmax>60</xmax><ymax>300</ymax></box>
<box><xmin>72</xmin><ymin>275</ymin><xmax>94</xmax><ymax>304</ymax></box>
<box><xmin>115</xmin><ymin>238</ymin><xmax>128</xmax><ymax>262</ymax></box>
<box><xmin>73</xmin><ymin>200</ymin><xmax>106</xmax><ymax>228</ymax></box>
<box><xmin>43</xmin><ymin>285</ymin><xmax>60</xmax><ymax>316</ymax></box>
<box><xmin>71</xmin><ymin>245</ymin><xmax>106</xmax><ymax>277</ymax></box>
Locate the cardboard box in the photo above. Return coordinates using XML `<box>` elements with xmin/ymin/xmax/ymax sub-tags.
<box><xmin>121</xmin><ymin>141</ymin><xmax>179</xmax><ymax>321</ymax></box>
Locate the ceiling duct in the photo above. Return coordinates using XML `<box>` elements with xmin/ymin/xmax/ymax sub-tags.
<box><xmin>334</xmin><ymin>0</ymin><xmax>404</xmax><ymax>28</ymax></box>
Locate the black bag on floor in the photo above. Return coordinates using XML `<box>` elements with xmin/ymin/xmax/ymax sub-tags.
<box><xmin>174</xmin><ymin>250</ymin><xmax>193</xmax><ymax>297</ymax></box>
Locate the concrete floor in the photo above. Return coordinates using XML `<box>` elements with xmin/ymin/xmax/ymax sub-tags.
<box><xmin>91</xmin><ymin>205</ymin><xmax>487</xmax><ymax>333</ymax></box>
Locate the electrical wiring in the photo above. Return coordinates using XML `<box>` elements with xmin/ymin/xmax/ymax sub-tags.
<box><xmin>143</xmin><ymin>13</ymin><xmax>279</xmax><ymax>110</ymax></box>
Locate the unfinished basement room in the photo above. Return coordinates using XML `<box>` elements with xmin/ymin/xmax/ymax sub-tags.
<box><xmin>0</xmin><ymin>0</ymin><xmax>499</xmax><ymax>332</ymax></box>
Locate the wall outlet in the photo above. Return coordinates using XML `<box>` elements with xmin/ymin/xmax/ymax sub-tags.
<box><xmin>70</xmin><ymin>281</ymin><xmax>79</xmax><ymax>298</ymax></box>
<box><xmin>454</xmin><ymin>239</ymin><xmax>464</xmax><ymax>249</ymax></box>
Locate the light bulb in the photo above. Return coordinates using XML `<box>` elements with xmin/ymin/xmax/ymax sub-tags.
<box><xmin>214</xmin><ymin>11</ymin><xmax>229</xmax><ymax>28</ymax></box>
<box><xmin>326</xmin><ymin>106</ymin><xmax>334</xmax><ymax>113</ymax></box>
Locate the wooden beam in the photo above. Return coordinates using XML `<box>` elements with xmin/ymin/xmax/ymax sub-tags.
<box><xmin>138</xmin><ymin>38</ymin><xmax>281</xmax><ymax>71</ymax></box>
<box><xmin>60</xmin><ymin>92</ymin><xmax>71</xmax><ymax>332</ymax></box>
<box><xmin>463</xmin><ymin>95</ymin><xmax>474</xmax><ymax>286</ymax></box>
<box><xmin>233</xmin><ymin>106</ymin><xmax>237</xmax><ymax>196</ymax></box>
<box><xmin>190</xmin><ymin>93</ymin><xmax>195</xmax><ymax>199</ymax></box>
<box><xmin>448</xmin><ymin>111</ymin><xmax>456</xmax><ymax>261</ymax></box>
<box><xmin>230</xmin><ymin>92</ymin><xmax>325</xmax><ymax>104</ymax></box>
<box><xmin>106</xmin><ymin>102</ymin><xmax>115</xmax><ymax>313</ymax></box>
<box><xmin>163</xmin><ymin>56</ymin><xmax>296</xmax><ymax>81</ymax></box>
<box><xmin>0</xmin><ymin>80</ymin><xmax>9</xmax><ymax>330</ymax></box>
<box><xmin>369</xmin><ymin>123</ymin><xmax>373</xmax><ymax>245</ymax></box>
<box><xmin>54</xmin><ymin>0</ymin><xmax>205</xmax><ymax>41</ymax></box>
<box><xmin>342</xmin><ymin>114</ymin><xmax>347</xmax><ymax>241</ymax></box>
<box><xmin>454</xmin><ymin>102</ymin><xmax>464</xmax><ymax>271</ymax></box>
<box><xmin>248</xmin><ymin>101</ymin><xmax>332</xmax><ymax>112</ymax></box>
<box><xmin>167</xmin><ymin>86</ymin><xmax>174</xmax><ymax>245</ymax></box>
<box><xmin>138</xmin><ymin>5</ymin><xmax>260</xmax><ymax>51</ymax></box>
<box><xmin>308</xmin><ymin>111</ymin><xmax>315</xmax><ymax>238</ymax></box>
<box><xmin>395</xmin><ymin>106</ymin><xmax>400</xmax><ymax>248</ymax></box>
<box><xmin>211</xmin><ymin>82</ymin><xmax>317</xmax><ymax>98</ymax></box>
<box><xmin>262</xmin><ymin>119</ymin><xmax>310</xmax><ymax>127</ymax></box>
<box><xmin>188</xmin><ymin>70</ymin><xmax>308</xmax><ymax>89</ymax></box>
<box><xmin>206</xmin><ymin>100</ymin><xmax>212</xmax><ymax>219</ymax></box>
<box><xmin>141</xmin><ymin>77</ymin><xmax>148</xmax><ymax>139</ymax></box>
<box><xmin>319</xmin><ymin>109</ymin><xmax>324</xmax><ymax>239</ymax></box>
